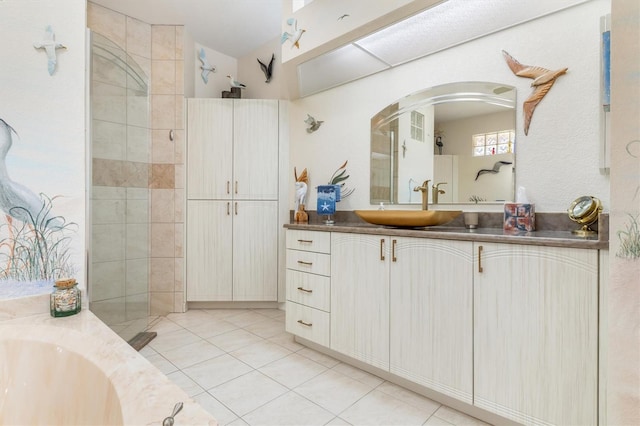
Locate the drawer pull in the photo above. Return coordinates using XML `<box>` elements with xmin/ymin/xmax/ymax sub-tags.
<box><xmin>235</xmin><ymin>181</ymin><xmax>238</xmax><ymax>194</ymax></box>
<box><xmin>297</xmin><ymin>319</ymin><xmax>312</xmax><ymax>327</ymax></box>
<box><xmin>297</xmin><ymin>260</ymin><xmax>313</xmax><ymax>266</ymax></box>
<box><xmin>297</xmin><ymin>286</ymin><xmax>313</xmax><ymax>293</ymax></box>
<box><xmin>478</xmin><ymin>245</ymin><xmax>484</xmax><ymax>273</ymax></box>
<box><xmin>297</xmin><ymin>239</ymin><xmax>313</xmax><ymax>244</ymax></box>
<box><xmin>226</xmin><ymin>181</ymin><xmax>230</xmax><ymax>194</ymax></box>
<box><xmin>392</xmin><ymin>239</ymin><xmax>397</xmax><ymax>262</ymax></box>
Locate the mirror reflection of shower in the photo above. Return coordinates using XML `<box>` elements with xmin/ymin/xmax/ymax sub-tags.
<box><xmin>89</xmin><ymin>32</ymin><xmax>150</xmax><ymax>341</ymax></box>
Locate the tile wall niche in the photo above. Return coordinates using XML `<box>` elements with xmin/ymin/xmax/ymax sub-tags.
<box><xmin>88</xmin><ymin>3</ymin><xmax>185</xmax><ymax>318</ymax></box>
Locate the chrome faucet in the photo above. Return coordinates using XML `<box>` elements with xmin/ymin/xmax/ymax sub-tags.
<box><xmin>432</xmin><ymin>182</ymin><xmax>447</xmax><ymax>204</ymax></box>
<box><xmin>413</xmin><ymin>180</ymin><xmax>431</xmax><ymax>210</ymax></box>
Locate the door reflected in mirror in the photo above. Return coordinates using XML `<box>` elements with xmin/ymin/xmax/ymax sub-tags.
<box><xmin>370</xmin><ymin>82</ymin><xmax>516</xmax><ymax>205</ymax></box>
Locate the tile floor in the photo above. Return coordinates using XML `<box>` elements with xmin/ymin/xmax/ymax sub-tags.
<box><xmin>140</xmin><ymin>308</ymin><xmax>491</xmax><ymax>426</ymax></box>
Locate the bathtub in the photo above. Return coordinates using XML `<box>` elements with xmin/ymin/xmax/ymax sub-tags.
<box><xmin>0</xmin><ymin>296</ymin><xmax>217</xmax><ymax>425</ymax></box>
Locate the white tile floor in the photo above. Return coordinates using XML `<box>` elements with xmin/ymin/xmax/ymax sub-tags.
<box><xmin>140</xmin><ymin>308</ymin><xmax>491</xmax><ymax>426</ymax></box>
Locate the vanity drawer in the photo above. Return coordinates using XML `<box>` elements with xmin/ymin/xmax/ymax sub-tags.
<box><xmin>286</xmin><ymin>270</ymin><xmax>330</xmax><ymax>312</ymax></box>
<box><xmin>286</xmin><ymin>230</ymin><xmax>331</xmax><ymax>254</ymax></box>
<box><xmin>286</xmin><ymin>302</ymin><xmax>330</xmax><ymax>347</ymax></box>
<box><xmin>286</xmin><ymin>249</ymin><xmax>331</xmax><ymax>276</ymax></box>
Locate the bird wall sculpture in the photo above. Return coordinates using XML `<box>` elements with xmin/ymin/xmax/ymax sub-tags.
<box><xmin>281</xmin><ymin>18</ymin><xmax>306</xmax><ymax>49</ymax></box>
<box><xmin>257</xmin><ymin>53</ymin><xmax>275</xmax><ymax>83</ymax></box>
<box><xmin>198</xmin><ymin>48</ymin><xmax>216</xmax><ymax>83</ymax></box>
<box><xmin>475</xmin><ymin>160</ymin><xmax>513</xmax><ymax>181</ymax></box>
<box><xmin>226</xmin><ymin>75</ymin><xmax>246</xmax><ymax>89</ymax></box>
<box><xmin>304</xmin><ymin>114</ymin><xmax>323</xmax><ymax>133</ymax></box>
<box><xmin>502</xmin><ymin>50</ymin><xmax>568</xmax><ymax>135</ymax></box>
<box><xmin>33</xmin><ymin>25</ymin><xmax>66</xmax><ymax>76</ymax></box>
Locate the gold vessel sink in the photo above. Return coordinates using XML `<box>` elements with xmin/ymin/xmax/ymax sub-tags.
<box><xmin>354</xmin><ymin>210</ymin><xmax>462</xmax><ymax>228</ymax></box>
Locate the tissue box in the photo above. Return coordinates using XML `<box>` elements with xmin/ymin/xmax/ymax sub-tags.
<box><xmin>504</xmin><ymin>203</ymin><xmax>535</xmax><ymax>232</ymax></box>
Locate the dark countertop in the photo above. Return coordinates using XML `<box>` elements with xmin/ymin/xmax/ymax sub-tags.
<box><xmin>284</xmin><ymin>211</ymin><xmax>609</xmax><ymax>250</ymax></box>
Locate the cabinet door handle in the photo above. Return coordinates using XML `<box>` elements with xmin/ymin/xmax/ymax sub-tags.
<box><xmin>380</xmin><ymin>239</ymin><xmax>385</xmax><ymax>261</ymax></box>
<box><xmin>297</xmin><ymin>239</ymin><xmax>313</xmax><ymax>244</ymax></box>
<box><xmin>392</xmin><ymin>239</ymin><xmax>397</xmax><ymax>262</ymax></box>
<box><xmin>297</xmin><ymin>287</ymin><xmax>313</xmax><ymax>293</ymax></box>
<box><xmin>297</xmin><ymin>319</ymin><xmax>312</xmax><ymax>327</ymax></box>
<box><xmin>234</xmin><ymin>202</ymin><xmax>238</xmax><ymax>215</ymax></box>
<box><xmin>478</xmin><ymin>245</ymin><xmax>484</xmax><ymax>273</ymax></box>
<box><xmin>235</xmin><ymin>181</ymin><xmax>238</xmax><ymax>194</ymax></box>
<box><xmin>226</xmin><ymin>180</ymin><xmax>230</xmax><ymax>194</ymax></box>
<box><xmin>297</xmin><ymin>260</ymin><xmax>313</xmax><ymax>266</ymax></box>
<box><xmin>226</xmin><ymin>202</ymin><xmax>230</xmax><ymax>216</ymax></box>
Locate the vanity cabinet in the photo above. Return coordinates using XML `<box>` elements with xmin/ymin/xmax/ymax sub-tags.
<box><xmin>390</xmin><ymin>237</ymin><xmax>473</xmax><ymax>404</ymax></box>
<box><xmin>473</xmin><ymin>242</ymin><xmax>598</xmax><ymax>426</ymax></box>
<box><xmin>186</xmin><ymin>99</ymin><xmax>281</xmax><ymax>302</ymax></box>
<box><xmin>330</xmin><ymin>233</ymin><xmax>473</xmax><ymax>398</ymax></box>
<box><xmin>285</xmin><ymin>230</ymin><xmax>331</xmax><ymax>346</ymax></box>
<box><xmin>330</xmin><ymin>233</ymin><xmax>390</xmax><ymax>370</ymax></box>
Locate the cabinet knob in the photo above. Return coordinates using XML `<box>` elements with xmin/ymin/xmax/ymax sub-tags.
<box><xmin>297</xmin><ymin>319</ymin><xmax>312</xmax><ymax>327</ymax></box>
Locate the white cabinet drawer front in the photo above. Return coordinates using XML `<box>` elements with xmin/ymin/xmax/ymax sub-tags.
<box><xmin>286</xmin><ymin>230</ymin><xmax>331</xmax><ymax>254</ymax></box>
<box><xmin>286</xmin><ymin>270</ymin><xmax>330</xmax><ymax>312</ymax></box>
<box><xmin>286</xmin><ymin>302</ymin><xmax>330</xmax><ymax>346</ymax></box>
<box><xmin>286</xmin><ymin>250</ymin><xmax>331</xmax><ymax>276</ymax></box>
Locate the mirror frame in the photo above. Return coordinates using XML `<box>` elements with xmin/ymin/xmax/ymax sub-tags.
<box><xmin>370</xmin><ymin>81</ymin><xmax>517</xmax><ymax>205</ymax></box>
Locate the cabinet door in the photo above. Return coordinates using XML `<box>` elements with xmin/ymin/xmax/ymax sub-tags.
<box><xmin>474</xmin><ymin>243</ymin><xmax>598</xmax><ymax>426</ymax></box>
<box><xmin>233</xmin><ymin>100</ymin><xmax>279</xmax><ymax>200</ymax></box>
<box><xmin>187</xmin><ymin>99</ymin><xmax>233</xmax><ymax>199</ymax></box>
<box><xmin>390</xmin><ymin>237</ymin><xmax>473</xmax><ymax>404</ymax></box>
<box><xmin>232</xmin><ymin>200</ymin><xmax>278</xmax><ymax>301</ymax></box>
<box><xmin>331</xmin><ymin>233</ymin><xmax>389</xmax><ymax>370</ymax></box>
<box><xmin>186</xmin><ymin>200</ymin><xmax>233</xmax><ymax>301</ymax></box>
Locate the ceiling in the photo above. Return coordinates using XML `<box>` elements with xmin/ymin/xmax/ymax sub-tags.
<box><xmin>90</xmin><ymin>0</ymin><xmax>282</xmax><ymax>58</ymax></box>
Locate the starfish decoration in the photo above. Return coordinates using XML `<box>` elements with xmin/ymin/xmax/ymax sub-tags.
<box><xmin>502</xmin><ymin>50</ymin><xmax>568</xmax><ymax>135</ymax></box>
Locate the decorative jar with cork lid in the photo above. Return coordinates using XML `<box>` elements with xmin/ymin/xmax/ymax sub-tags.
<box><xmin>50</xmin><ymin>278</ymin><xmax>81</xmax><ymax>317</ymax></box>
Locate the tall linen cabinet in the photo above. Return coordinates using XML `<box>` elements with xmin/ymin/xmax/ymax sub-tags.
<box><xmin>186</xmin><ymin>99</ymin><xmax>287</xmax><ymax>302</ymax></box>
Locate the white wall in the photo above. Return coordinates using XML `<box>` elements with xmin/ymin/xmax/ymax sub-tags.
<box><xmin>289</xmin><ymin>0</ymin><xmax>611</xmax><ymax>212</ymax></box>
<box><xmin>0</xmin><ymin>0</ymin><xmax>87</xmax><ymax>291</ymax></box>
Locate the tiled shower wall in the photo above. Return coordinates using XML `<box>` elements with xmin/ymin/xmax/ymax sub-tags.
<box><xmin>149</xmin><ymin>25</ymin><xmax>186</xmax><ymax>315</ymax></box>
<box><xmin>88</xmin><ymin>3</ymin><xmax>185</xmax><ymax>318</ymax></box>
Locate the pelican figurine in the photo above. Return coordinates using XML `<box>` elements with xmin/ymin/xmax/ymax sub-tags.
<box><xmin>257</xmin><ymin>53</ymin><xmax>275</xmax><ymax>83</ymax></box>
<box><xmin>502</xmin><ymin>50</ymin><xmax>568</xmax><ymax>135</ymax></box>
<box><xmin>294</xmin><ymin>167</ymin><xmax>309</xmax><ymax>222</ymax></box>
<box><xmin>33</xmin><ymin>25</ymin><xmax>66</xmax><ymax>76</ymax></box>
<box><xmin>198</xmin><ymin>48</ymin><xmax>216</xmax><ymax>83</ymax></box>
<box><xmin>281</xmin><ymin>18</ymin><xmax>306</xmax><ymax>49</ymax></box>
<box><xmin>227</xmin><ymin>75</ymin><xmax>246</xmax><ymax>89</ymax></box>
<box><xmin>0</xmin><ymin>118</ymin><xmax>63</xmax><ymax>230</ymax></box>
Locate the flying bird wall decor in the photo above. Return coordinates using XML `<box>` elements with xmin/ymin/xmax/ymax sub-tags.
<box><xmin>475</xmin><ymin>160</ymin><xmax>513</xmax><ymax>181</ymax></box>
<box><xmin>281</xmin><ymin>18</ymin><xmax>306</xmax><ymax>49</ymax></box>
<box><xmin>304</xmin><ymin>114</ymin><xmax>323</xmax><ymax>133</ymax></box>
<box><xmin>502</xmin><ymin>50</ymin><xmax>568</xmax><ymax>135</ymax></box>
<box><xmin>198</xmin><ymin>48</ymin><xmax>216</xmax><ymax>83</ymax></box>
<box><xmin>33</xmin><ymin>25</ymin><xmax>66</xmax><ymax>75</ymax></box>
<box><xmin>257</xmin><ymin>53</ymin><xmax>275</xmax><ymax>83</ymax></box>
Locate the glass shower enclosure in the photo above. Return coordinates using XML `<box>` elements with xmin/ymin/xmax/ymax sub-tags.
<box><xmin>88</xmin><ymin>32</ymin><xmax>150</xmax><ymax>341</ymax></box>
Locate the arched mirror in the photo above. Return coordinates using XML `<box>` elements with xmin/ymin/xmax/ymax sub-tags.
<box><xmin>370</xmin><ymin>81</ymin><xmax>516</xmax><ymax>205</ymax></box>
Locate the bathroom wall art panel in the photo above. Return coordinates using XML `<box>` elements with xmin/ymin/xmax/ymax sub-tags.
<box><xmin>0</xmin><ymin>0</ymin><xmax>87</xmax><ymax>299</ymax></box>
